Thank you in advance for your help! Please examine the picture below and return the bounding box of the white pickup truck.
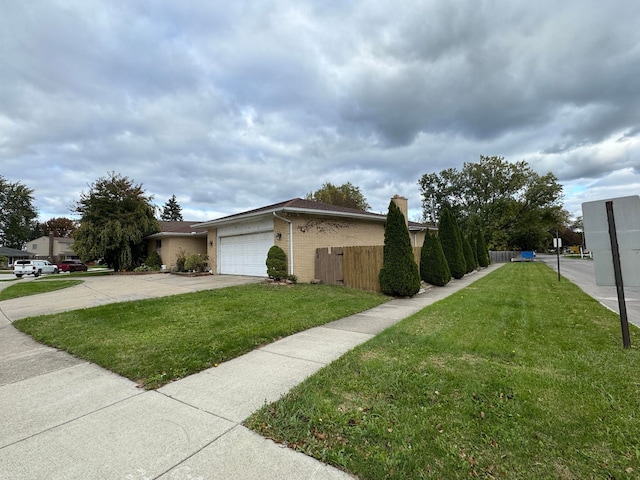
[13,260,59,278]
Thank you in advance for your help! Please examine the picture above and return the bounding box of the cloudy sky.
[2,0,639,223]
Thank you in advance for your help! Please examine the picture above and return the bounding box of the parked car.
[13,260,59,277]
[58,259,88,272]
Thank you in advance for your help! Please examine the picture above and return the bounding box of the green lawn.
[14,283,387,389]
[43,269,113,278]
[246,263,640,479]
[0,280,83,300]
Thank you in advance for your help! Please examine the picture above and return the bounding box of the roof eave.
[146,232,207,239]
[196,206,386,229]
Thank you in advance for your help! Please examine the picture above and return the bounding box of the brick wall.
[148,236,207,270]
[285,214,385,282]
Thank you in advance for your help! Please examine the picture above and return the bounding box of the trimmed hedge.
[266,245,288,279]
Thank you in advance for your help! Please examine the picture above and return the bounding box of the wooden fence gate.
[315,247,344,285]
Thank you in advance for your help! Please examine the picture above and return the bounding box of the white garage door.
[219,231,273,276]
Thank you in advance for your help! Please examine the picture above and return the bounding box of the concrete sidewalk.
[0,265,502,479]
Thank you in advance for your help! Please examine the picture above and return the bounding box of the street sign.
[582,195,639,349]
[582,195,640,287]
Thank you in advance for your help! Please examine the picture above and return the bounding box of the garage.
[218,230,273,276]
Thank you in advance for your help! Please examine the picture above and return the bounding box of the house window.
[156,240,162,249]
[32,244,38,250]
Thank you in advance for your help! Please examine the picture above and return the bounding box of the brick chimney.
[391,195,408,227]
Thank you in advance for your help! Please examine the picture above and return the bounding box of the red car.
[58,260,88,272]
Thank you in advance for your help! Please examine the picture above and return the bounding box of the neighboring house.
[196,195,432,282]
[145,221,208,270]
[0,246,34,266]
[28,236,76,260]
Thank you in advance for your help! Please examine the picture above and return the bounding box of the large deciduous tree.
[305,182,371,211]
[418,156,564,251]
[39,217,77,237]
[72,172,159,271]
[0,176,39,249]
[379,200,421,296]
[160,194,183,221]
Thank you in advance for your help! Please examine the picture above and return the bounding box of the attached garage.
[218,231,273,276]
[216,217,274,276]
[197,197,429,282]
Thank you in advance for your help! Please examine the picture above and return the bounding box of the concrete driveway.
[0,272,264,323]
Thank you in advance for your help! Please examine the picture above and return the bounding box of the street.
[536,253,640,330]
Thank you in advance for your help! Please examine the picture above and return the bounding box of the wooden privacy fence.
[315,246,422,292]
[489,251,521,263]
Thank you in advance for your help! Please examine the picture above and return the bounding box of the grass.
[246,263,640,479]
[48,269,113,278]
[13,283,387,389]
[0,280,83,300]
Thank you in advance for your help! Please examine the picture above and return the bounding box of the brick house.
[196,195,431,282]
[145,221,208,270]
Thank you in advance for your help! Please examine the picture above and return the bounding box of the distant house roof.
[196,198,431,231]
[146,221,208,239]
[0,246,34,258]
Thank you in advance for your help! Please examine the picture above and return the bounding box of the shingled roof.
[146,221,208,239]
[196,198,429,231]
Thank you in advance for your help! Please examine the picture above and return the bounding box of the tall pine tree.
[379,200,421,296]
[161,195,183,221]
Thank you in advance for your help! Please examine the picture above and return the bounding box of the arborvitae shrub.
[379,201,421,296]
[266,245,288,279]
[420,230,451,286]
[439,208,466,279]
[476,230,491,267]
[462,235,477,273]
[471,233,480,268]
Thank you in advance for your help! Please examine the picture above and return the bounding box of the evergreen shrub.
[439,208,466,279]
[378,200,421,296]
[420,230,451,286]
[476,230,491,267]
[266,245,288,279]
[462,235,477,273]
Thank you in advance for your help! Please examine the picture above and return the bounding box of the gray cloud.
[1,0,639,224]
